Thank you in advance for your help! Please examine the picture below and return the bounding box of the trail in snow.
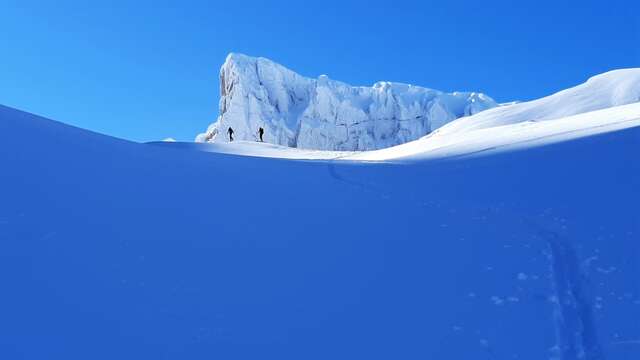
[533,225,605,360]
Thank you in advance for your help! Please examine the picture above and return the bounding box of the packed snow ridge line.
[195,53,498,151]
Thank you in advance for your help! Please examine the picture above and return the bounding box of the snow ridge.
[435,68,640,137]
[195,53,498,151]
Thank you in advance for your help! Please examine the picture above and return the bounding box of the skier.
[258,127,264,142]
[227,127,234,142]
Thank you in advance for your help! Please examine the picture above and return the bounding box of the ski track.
[533,225,605,360]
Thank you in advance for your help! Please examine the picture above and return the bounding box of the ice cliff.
[195,53,497,150]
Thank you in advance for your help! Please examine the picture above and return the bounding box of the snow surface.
[1,103,639,359]
[435,68,640,136]
[150,140,353,160]
[350,102,640,161]
[195,53,497,151]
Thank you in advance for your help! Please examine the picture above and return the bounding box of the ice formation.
[195,53,497,150]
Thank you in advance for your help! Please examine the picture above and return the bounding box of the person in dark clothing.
[227,127,234,142]
[258,127,264,142]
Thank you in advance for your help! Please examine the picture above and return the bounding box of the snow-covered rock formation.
[195,53,497,150]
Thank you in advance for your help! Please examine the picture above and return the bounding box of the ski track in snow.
[532,224,605,360]
[611,340,640,346]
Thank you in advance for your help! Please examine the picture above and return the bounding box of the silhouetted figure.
[227,127,234,142]
[258,127,264,142]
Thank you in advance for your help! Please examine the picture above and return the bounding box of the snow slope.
[435,68,640,136]
[350,69,640,161]
[351,102,640,161]
[195,53,497,151]
[1,104,639,359]
[149,140,353,160]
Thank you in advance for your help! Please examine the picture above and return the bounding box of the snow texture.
[350,102,640,161]
[435,68,640,136]
[348,68,640,161]
[195,53,498,150]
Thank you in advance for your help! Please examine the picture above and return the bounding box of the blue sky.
[1,0,638,142]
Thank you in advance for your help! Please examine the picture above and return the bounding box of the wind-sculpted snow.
[195,53,497,150]
[350,102,640,161]
[435,68,640,136]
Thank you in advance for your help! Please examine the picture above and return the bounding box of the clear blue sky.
[1,0,638,142]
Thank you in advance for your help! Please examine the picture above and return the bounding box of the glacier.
[195,53,498,150]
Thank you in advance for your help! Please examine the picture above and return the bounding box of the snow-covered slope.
[342,68,640,161]
[149,140,354,160]
[435,68,640,136]
[350,102,640,161]
[195,53,497,150]
[2,104,640,359]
